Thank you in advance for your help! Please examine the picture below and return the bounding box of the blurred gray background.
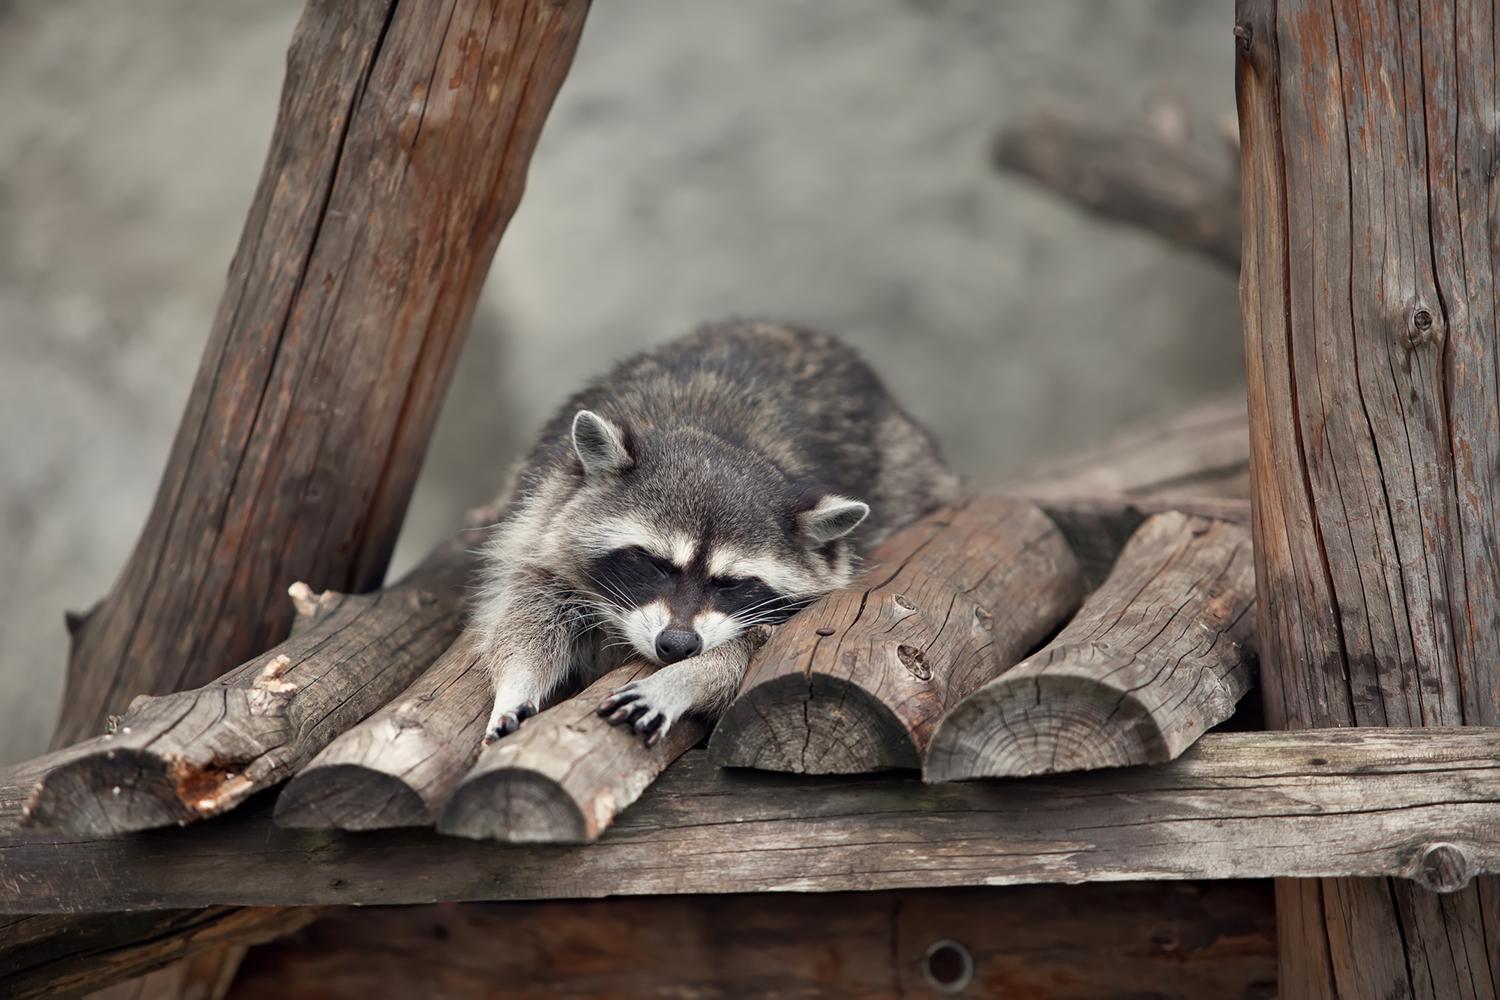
[0,0,1239,764]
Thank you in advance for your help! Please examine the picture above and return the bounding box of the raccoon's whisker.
[581,570,633,608]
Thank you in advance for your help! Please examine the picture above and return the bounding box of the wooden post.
[54,0,591,747]
[1237,1,1500,994]
[925,512,1256,781]
[708,494,1084,773]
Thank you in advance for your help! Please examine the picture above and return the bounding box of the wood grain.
[4,730,1500,912]
[1034,493,1250,586]
[15,536,472,837]
[926,512,1256,780]
[709,494,1084,773]
[56,0,591,747]
[1237,0,1500,994]
[995,107,1242,268]
[225,883,1276,1000]
[438,663,705,843]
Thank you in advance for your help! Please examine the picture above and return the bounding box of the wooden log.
[224,883,1277,1000]
[708,494,1085,773]
[994,108,1242,268]
[15,536,472,837]
[1237,1,1500,994]
[925,512,1256,781]
[0,908,316,1000]
[438,663,706,843]
[272,630,492,830]
[1034,493,1250,585]
[6,730,1500,911]
[88,942,248,1000]
[56,0,591,747]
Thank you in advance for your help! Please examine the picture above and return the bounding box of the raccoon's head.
[556,409,869,664]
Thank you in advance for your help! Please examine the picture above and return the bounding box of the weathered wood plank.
[438,663,705,843]
[709,494,1084,773]
[224,883,1277,1000]
[1237,0,1500,994]
[994,107,1242,268]
[926,512,1256,780]
[4,730,1499,912]
[56,0,592,747]
[14,537,472,837]
[272,630,491,830]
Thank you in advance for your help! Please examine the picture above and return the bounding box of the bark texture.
[1237,0,1500,995]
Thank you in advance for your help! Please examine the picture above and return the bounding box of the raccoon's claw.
[482,700,538,745]
[598,683,673,747]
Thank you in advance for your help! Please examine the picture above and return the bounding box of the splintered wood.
[709,494,1085,774]
[926,512,1256,781]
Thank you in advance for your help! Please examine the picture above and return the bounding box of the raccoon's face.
[559,410,869,664]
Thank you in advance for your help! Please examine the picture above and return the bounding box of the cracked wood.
[5,729,1498,912]
[925,512,1256,781]
[708,494,1085,774]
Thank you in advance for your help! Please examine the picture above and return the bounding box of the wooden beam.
[225,883,1277,999]
[709,495,1084,773]
[272,630,491,830]
[56,0,591,747]
[437,663,705,843]
[926,512,1255,780]
[4,730,1499,912]
[15,535,472,837]
[993,107,1242,268]
[1236,1,1500,994]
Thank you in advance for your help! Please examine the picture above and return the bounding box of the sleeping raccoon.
[473,320,961,746]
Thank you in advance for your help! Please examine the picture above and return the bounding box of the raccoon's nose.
[654,629,702,664]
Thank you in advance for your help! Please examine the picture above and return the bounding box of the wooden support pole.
[708,494,1084,773]
[224,884,1277,1000]
[1236,1,1500,994]
[272,631,492,830]
[994,108,1242,268]
[438,663,706,843]
[925,512,1256,780]
[55,0,591,747]
[6,731,1500,912]
[16,535,471,837]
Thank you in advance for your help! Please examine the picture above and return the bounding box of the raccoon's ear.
[798,494,870,545]
[572,410,633,477]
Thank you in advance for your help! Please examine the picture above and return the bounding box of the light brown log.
[437,663,705,843]
[224,883,1276,1000]
[56,0,591,748]
[708,494,1085,773]
[0,908,316,1000]
[994,107,1242,268]
[5,730,1500,912]
[15,536,471,837]
[272,630,492,830]
[1237,1,1500,994]
[926,512,1256,781]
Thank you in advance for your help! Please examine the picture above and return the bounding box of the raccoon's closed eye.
[625,546,674,579]
[712,576,752,593]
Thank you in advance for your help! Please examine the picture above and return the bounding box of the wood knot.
[1414,842,1471,893]
[892,594,917,613]
[1233,22,1252,53]
[815,626,836,637]
[973,607,993,631]
[897,644,932,681]
[1406,305,1438,348]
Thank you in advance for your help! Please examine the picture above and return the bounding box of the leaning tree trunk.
[1237,1,1500,996]
[55,0,590,748]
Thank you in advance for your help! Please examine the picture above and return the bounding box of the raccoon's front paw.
[483,699,538,745]
[597,678,683,748]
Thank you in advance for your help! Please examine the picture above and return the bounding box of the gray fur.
[473,320,962,745]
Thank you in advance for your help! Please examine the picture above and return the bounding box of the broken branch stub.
[925,512,1256,782]
[709,494,1085,774]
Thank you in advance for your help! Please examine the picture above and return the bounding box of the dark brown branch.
[437,663,706,843]
[3,730,1499,912]
[994,108,1242,268]
[15,535,473,837]
[56,0,591,747]
[708,494,1084,773]
[926,512,1256,780]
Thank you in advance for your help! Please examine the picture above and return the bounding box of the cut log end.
[274,764,432,831]
[709,674,920,774]
[436,768,589,843]
[924,671,1168,782]
[23,749,192,836]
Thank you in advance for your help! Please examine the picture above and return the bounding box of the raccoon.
[473,320,961,746]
